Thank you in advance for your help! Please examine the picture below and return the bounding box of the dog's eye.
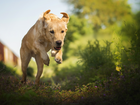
[50,30,54,34]
[61,30,64,33]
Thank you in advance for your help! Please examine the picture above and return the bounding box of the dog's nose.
[56,40,62,46]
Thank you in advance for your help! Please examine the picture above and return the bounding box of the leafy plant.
[79,40,114,69]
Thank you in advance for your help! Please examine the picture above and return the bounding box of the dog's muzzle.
[54,40,62,50]
[54,47,61,50]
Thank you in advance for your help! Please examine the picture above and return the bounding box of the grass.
[0,64,140,105]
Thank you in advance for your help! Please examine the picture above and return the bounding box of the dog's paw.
[55,58,62,64]
[43,59,50,66]
[51,50,57,57]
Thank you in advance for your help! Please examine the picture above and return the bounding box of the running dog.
[20,10,69,85]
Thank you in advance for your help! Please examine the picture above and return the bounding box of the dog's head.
[41,10,69,50]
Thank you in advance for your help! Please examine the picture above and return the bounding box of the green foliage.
[63,15,93,60]
[27,67,34,77]
[65,0,131,31]
[135,11,140,26]
[63,0,133,60]
[120,12,140,67]
[69,40,117,87]
[67,15,93,37]
[0,61,15,75]
[0,90,37,105]
[79,40,114,69]
[129,29,140,66]
[120,11,140,37]
[107,16,140,104]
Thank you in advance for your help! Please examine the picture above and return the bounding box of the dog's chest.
[43,42,51,52]
[37,38,51,52]
[38,39,47,47]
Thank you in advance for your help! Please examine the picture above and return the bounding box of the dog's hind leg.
[20,48,31,84]
[35,54,44,85]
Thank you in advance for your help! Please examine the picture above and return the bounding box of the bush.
[75,40,117,86]
[129,29,140,66]
[109,23,140,104]
[120,28,140,68]
[79,40,114,69]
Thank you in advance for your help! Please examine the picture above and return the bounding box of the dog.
[20,10,69,85]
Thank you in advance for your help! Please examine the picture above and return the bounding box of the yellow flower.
[116,66,121,71]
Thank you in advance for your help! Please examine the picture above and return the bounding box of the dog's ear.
[43,10,51,28]
[61,12,69,23]
[43,10,51,19]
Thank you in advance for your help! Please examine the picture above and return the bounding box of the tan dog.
[20,10,69,85]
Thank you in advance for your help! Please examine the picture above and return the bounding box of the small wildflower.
[81,97,83,99]
[103,93,106,96]
[95,86,97,88]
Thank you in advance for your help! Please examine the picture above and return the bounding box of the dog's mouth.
[54,47,61,50]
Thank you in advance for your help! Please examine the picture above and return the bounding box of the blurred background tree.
[63,0,132,60]
[63,15,94,60]
[65,0,131,32]
[121,11,140,37]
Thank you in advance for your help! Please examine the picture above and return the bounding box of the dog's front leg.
[35,43,50,66]
[54,49,63,64]
[40,50,50,66]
